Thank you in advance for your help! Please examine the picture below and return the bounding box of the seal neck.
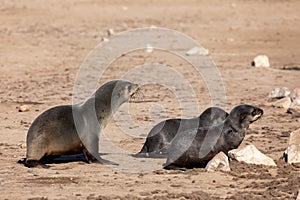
[224,116,242,130]
[223,117,246,149]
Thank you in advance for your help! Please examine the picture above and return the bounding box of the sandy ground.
[1,0,300,199]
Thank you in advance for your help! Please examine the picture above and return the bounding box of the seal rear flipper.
[96,157,119,166]
[163,164,187,171]
[131,153,149,158]
[83,148,118,166]
[147,153,167,158]
[132,152,167,158]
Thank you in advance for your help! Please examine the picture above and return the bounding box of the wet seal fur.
[134,107,228,158]
[19,80,139,168]
[163,104,263,170]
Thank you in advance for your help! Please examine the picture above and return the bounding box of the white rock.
[107,29,115,36]
[186,47,209,56]
[101,37,109,42]
[145,44,153,53]
[252,55,270,67]
[205,152,230,172]
[290,88,300,104]
[287,104,300,116]
[268,87,291,101]
[288,88,300,115]
[272,97,292,109]
[150,25,157,29]
[285,129,300,164]
[228,145,277,166]
[18,143,26,149]
[18,105,30,112]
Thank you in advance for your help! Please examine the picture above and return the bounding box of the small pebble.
[107,29,115,36]
[18,105,30,112]
[102,37,109,42]
[186,47,209,56]
[252,55,270,67]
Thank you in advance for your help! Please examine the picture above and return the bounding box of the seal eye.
[251,110,257,116]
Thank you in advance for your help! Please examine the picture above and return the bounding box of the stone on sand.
[186,47,209,56]
[272,97,292,109]
[268,87,291,101]
[19,143,26,149]
[228,145,277,166]
[252,55,270,67]
[290,88,300,103]
[102,37,109,42]
[107,28,115,36]
[205,152,230,172]
[145,44,153,53]
[284,129,300,164]
[287,104,300,116]
[287,88,300,115]
[18,105,30,112]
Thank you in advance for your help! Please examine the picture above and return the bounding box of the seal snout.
[251,107,263,122]
[129,84,141,98]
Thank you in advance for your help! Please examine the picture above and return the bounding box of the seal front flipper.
[82,146,118,166]
[18,158,50,168]
[27,160,50,169]
[163,163,187,171]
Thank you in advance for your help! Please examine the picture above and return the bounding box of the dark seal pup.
[134,107,228,158]
[164,104,263,170]
[21,80,139,168]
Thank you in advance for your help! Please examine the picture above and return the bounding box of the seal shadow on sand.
[18,153,108,166]
[41,153,110,164]
[19,152,166,172]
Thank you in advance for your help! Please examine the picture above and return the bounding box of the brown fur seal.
[164,104,263,170]
[21,80,139,168]
[134,107,228,158]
